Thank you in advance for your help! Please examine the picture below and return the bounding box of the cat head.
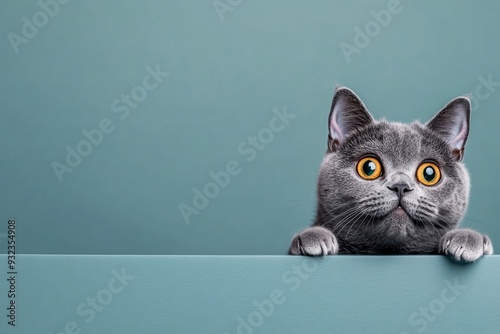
[318,87,471,248]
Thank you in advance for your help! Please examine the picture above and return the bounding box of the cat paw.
[288,226,339,256]
[439,228,493,262]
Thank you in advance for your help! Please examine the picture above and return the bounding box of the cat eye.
[356,157,383,180]
[416,162,441,186]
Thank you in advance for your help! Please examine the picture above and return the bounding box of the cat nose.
[387,183,413,200]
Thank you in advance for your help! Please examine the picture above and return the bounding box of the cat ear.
[328,86,374,151]
[426,96,471,161]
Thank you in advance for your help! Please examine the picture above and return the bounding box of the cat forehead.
[339,121,452,164]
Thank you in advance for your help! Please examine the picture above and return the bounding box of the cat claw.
[289,226,339,256]
[439,228,493,262]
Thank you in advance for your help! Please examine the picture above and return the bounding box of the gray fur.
[289,87,493,262]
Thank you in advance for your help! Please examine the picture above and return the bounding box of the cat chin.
[378,211,415,241]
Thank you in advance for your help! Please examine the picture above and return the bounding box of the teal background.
[1,255,500,334]
[0,0,499,255]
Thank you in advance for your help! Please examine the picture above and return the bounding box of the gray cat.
[289,87,493,262]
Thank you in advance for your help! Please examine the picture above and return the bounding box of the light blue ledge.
[0,255,499,334]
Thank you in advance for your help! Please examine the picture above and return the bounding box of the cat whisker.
[369,211,376,232]
[322,204,363,228]
[318,196,381,219]
[321,197,378,227]
[413,197,486,229]
[317,198,365,219]
[346,210,370,240]
[331,207,364,235]
[344,210,366,239]
[337,209,366,238]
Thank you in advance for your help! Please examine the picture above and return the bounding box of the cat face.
[317,88,470,249]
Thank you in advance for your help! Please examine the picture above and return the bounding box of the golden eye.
[356,157,383,180]
[416,162,441,186]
